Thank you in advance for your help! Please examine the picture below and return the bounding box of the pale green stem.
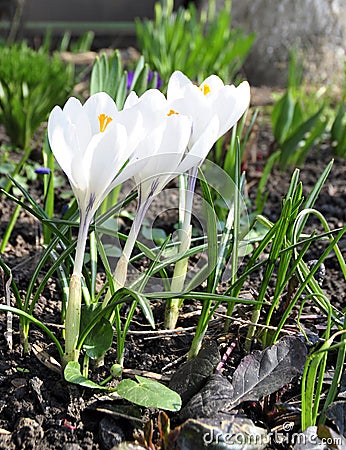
[164,225,192,329]
[164,168,197,329]
[104,194,152,306]
[63,211,91,366]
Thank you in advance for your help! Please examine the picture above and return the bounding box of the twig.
[161,354,187,372]
[214,311,298,334]
[1,267,13,350]
[122,368,170,382]
[216,339,237,372]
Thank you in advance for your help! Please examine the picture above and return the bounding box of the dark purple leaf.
[169,340,220,404]
[325,401,346,437]
[228,336,307,409]
[293,425,346,449]
[179,373,234,420]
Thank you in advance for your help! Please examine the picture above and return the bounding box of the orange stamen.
[200,83,211,96]
[167,109,179,116]
[98,113,113,132]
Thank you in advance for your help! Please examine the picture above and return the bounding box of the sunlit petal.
[176,116,219,174]
[212,81,250,138]
[83,92,119,134]
[200,74,225,93]
[87,123,128,208]
[167,71,191,100]
[48,92,137,223]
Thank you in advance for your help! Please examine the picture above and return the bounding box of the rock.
[99,416,125,450]
[62,444,83,450]
[199,0,346,87]
[175,417,268,450]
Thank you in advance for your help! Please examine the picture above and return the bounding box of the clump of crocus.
[164,71,251,330]
[107,88,193,294]
[107,72,250,318]
[48,92,143,364]
[48,71,250,365]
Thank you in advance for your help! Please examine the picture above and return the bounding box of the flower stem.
[165,168,197,329]
[63,273,82,365]
[187,299,212,359]
[164,225,191,329]
[104,196,152,306]
[101,194,152,365]
[63,213,90,366]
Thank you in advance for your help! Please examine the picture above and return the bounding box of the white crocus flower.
[48,92,142,276]
[164,71,251,330]
[47,92,142,363]
[110,91,192,292]
[167,70,251,172]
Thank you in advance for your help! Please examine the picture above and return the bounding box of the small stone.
[62,444,83,450]
[14,417,44,449]
[99,416,125,450]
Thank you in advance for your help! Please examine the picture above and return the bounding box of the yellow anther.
[167,109,179,116]
[200,83,211,96]
[98,113,113,132]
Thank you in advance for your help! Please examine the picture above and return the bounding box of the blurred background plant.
[90,49,160,109]
[136,0,254,88]
[0,40,75,253]
[0,41,74,184]
[330,100,346,157]
[271,50,327,170]
[329,63,346,157]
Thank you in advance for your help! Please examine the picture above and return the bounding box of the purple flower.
[148,71,163,90]
[35,167,51,175]
[127,70,162,91]
[127,71,135,91]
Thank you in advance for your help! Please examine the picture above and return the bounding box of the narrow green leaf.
[279,107,324,169]
[271,91,295,144]
[298,160,333,235]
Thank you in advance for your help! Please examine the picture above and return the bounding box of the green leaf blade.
[117,375,182,411]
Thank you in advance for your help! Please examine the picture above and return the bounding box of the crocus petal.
[169,88,213,145]
[62,96,84,120]
[167,71,191,100]
[60,97,92,149]
[87,123,128,208]
[123,91,139,109]
[83,92,119,135]
[107,156,148,192]
[175,115,220,174]
[48,92,137,222]
[131,89,169,128]
[116,107,144,154]
[134,114,192,198]
[212,81,250,138]
[200,74,225,93]
[47,106,76,181]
